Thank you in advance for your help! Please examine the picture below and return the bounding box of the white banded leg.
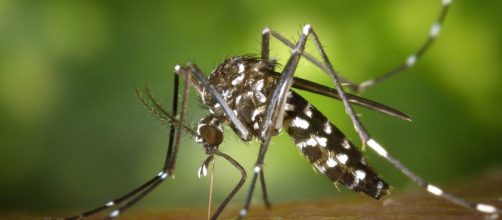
[356,0,453,92]
[61,66,192,220]
[239,24,316,219]
[266,22,501,217]
[267,0,453,93]
[366,138,500,216]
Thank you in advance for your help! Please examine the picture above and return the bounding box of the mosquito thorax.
[200,56,277,140]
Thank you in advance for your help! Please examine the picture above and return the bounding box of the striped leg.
[299,24,501,217]
[238,24,316,219]
[356,0,453,92]
[60,67,191,220]
[262,22,501,217]
[197,152,247,220]
[366,138,501,216]
[266,0,453,93]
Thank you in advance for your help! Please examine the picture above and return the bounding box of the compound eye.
[199,125,223,147]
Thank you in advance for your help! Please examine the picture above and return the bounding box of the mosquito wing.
[267,71,411,121]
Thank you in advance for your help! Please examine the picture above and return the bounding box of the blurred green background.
[1,0,501,214]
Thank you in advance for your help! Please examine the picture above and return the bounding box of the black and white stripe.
[283,91,388,199]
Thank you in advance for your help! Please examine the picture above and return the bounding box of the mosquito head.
[196,115,224,155]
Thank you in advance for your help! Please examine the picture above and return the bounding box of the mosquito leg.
[268,0,453,93]
[306,25,501,216]
[366,139,501,216]
[177,62,261,218]
[356,0,453,92]
[105,69,193,219]
[209,151,247,220]
[61,68,192,220]
[259,169,272,209]
[239,24,316,219]
[164,66,191,172]
[62,175,161,220]
[258,27,275,211]
[165,74,179,167]
[261,28,270,61]
[267,28,354,86]
[308,27,370,145]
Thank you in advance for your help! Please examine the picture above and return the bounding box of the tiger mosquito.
[59,0,501,219]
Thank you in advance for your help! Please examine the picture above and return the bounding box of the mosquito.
[58,0,501,219]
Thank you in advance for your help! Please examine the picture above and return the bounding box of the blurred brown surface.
[5,169,502,220]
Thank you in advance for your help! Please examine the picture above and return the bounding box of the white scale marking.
[109,210,120,218]
[442,0,452,6]
[314,164,326,173]
[336,154,348,164]
[377,181,384,190]
[106,201,114,207]
[285,103,295,111]
[251,109,261,122]
[201,89,207,103]
[323,121,332,134]
[430,23,441,38]
[197,122,205,133]
[360,158,367,165]
[231,73,245,85]
[375,181,385,197]
[427,184,443,196]
[342,139,351,149]
[195,136,203,143]
[254,166,261,173]
[255,79,264,91]
[235,95,242,104]
[303,104,313,118]
[216,123,223,132]
[355,170,366,180]
[406,54,417,67]
[256,92,267,103]
[239,209,248,217]
[367,139,388,157]
[303,24,312,35]
[160,172,168,179]
[238,63,245,73]
[291,117,309,129]
[315,136,328,147]
[326,158,338,167]
[253,122,260,129]
[298,137,317,149]
[198,165,208,178]
[222,89,231,99]
[158,171,165,177]
[476,203,497,213]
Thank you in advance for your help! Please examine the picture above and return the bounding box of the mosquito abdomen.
[283,90,389,199]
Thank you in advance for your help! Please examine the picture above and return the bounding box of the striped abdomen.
[283,91,389,199]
